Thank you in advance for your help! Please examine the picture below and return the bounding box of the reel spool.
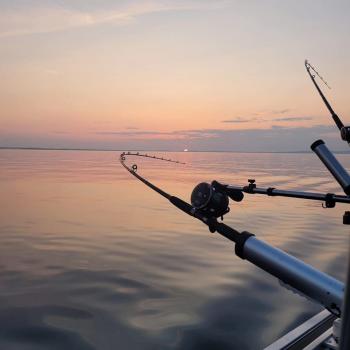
[191,181,245,219]
[191,182,230,218]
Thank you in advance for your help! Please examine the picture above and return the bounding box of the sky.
[1,0,350,152]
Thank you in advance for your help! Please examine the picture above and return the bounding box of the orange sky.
[1,1,349,151]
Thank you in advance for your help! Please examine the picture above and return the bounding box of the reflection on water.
[0,149,349,349]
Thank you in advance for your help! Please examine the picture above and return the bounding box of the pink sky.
[1,1,349,151]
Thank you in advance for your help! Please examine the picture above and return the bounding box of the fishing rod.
[120,61,350,347]
[120,152,185,199]
[305,60,350,145]
[120,151,344,318]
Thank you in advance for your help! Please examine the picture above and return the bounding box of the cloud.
[98,124,341,151]
[91,124,341,150]
[272,116,314,122]
[0,1,228,38]
[271,108,291,115]
[94,128,227,139]
[221,117,256,123]
[95,130,172,136]
[222,114,313,124]
[250,109,291,117]
[3,124,345,152]
[171,125,340,152]
[221,114,314,124]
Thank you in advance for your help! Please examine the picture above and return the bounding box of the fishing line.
[305,60,331,89]
[120,152,185,200]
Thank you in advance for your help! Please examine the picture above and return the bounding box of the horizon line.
[1,146,349,154]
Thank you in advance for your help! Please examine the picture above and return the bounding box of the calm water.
[0,150,349,350]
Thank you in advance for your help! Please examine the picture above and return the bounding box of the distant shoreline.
[1,146,349,154]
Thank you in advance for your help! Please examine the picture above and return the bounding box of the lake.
[0,149,349,349]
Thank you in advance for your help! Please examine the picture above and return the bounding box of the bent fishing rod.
[120,61,350,316]
[120,152,344,318]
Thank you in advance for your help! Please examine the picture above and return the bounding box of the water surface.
[0,150,349,349]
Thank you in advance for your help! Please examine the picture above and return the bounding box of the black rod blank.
[305,60,344,131]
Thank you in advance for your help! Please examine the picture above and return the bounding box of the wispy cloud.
[82,124,342,152]
[95,130,172,136]
[222,115,313,124]
[272,116,314,122]
[3,124,343,152]
[93,123,329,142]
[93,129,215,139]
[0,1,228,38]
[251,108,291,117]
[221,117,257,123]
[271,108,291,115]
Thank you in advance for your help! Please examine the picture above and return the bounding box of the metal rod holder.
[225,183,350,205]
[241,236,344,317]
[311,139,350,196]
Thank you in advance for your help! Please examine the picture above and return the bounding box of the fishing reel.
[191,181,244,219]
[341,126,350,143]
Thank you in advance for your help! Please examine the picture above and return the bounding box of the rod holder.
[311,139,350,196]
[242,236,344,316]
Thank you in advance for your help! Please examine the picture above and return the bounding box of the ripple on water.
[0,306,94,350]
[1,150,349,349]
